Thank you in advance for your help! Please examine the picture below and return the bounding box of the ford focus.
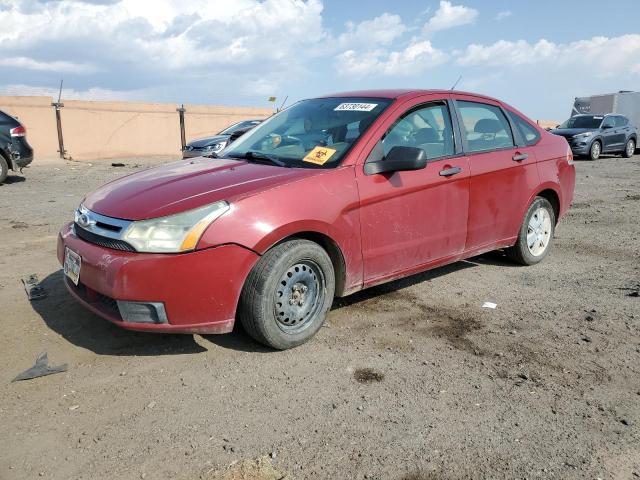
[58,90,575,349]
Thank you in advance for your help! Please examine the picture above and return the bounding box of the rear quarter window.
[509,112,541,146]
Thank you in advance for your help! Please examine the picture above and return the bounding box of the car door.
[356,97,470,284]
[600,116,617,151]
[453,96,540,252]
[612,116,629,149]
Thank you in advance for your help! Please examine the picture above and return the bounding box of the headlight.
[122,201,230,253]
[203,142,227,153]
[573,132,592,139]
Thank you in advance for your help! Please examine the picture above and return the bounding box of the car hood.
[550,128,595,137]
[84,157,325,220]
[187,134,230,148]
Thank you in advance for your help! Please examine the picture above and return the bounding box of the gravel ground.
[0,154,638,480]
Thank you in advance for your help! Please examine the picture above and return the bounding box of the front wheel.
[589,140,601,161]
[506,197,556,266]
[238,239,335,349]
[623,138,635,158]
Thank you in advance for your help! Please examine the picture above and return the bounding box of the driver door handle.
[439,166,462,177]
[512,153,528,162]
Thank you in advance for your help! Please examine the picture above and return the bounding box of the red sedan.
[58,90,575,349]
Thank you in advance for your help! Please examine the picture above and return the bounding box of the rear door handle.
[512,153,528,162]
[439,166,462,177]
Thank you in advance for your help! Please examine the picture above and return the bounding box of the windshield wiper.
[227,151,288,167]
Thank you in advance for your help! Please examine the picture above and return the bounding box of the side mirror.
[601,124,612,129]
[364,146,427,175]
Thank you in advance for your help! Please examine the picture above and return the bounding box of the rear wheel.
[589,140,601,161]
[0,155,8,184]
[238,239,335,350]
[506,197,556,266]
[623,138,635,158]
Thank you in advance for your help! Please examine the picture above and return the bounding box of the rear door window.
[456,101,515,153]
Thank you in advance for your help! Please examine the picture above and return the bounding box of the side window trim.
[506,110,541,147]
[452,99,519,155]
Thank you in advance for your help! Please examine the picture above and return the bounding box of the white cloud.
[456,35,640,77]
[0,56,98,74]
[336,40,447,77]
[338,13,406,48]
[496,10,512,21]
[0,0,327,89]
[424,1,478,34]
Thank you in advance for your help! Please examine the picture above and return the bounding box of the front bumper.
[57,222,259,334]
[566,138,592,156]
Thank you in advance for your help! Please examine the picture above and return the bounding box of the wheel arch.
[267,230,348,297]
[536,188,560,223]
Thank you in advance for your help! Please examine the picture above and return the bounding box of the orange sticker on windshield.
[303,146,337,165]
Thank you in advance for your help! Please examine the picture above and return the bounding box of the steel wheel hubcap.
[526,207,552,257]
[627,140,635,156]
[592,143,600,157]
[274,261,325,333]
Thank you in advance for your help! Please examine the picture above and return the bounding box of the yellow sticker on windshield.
[303,146,337,165]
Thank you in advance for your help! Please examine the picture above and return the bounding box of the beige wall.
[0,96,273,161]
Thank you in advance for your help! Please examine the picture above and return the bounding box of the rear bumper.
[7,137,33,169]
[182,150,204,159]
[57,222,259,334]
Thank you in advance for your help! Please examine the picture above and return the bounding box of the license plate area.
[64,247,82,286]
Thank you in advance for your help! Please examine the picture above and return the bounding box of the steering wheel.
[281,135,304,148]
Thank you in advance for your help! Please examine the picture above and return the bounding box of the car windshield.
[219,120,261,135]
[559,116,603,129]
[221,97,393,168]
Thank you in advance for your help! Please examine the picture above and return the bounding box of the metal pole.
[177,104,186,150]
[51,101,66,159]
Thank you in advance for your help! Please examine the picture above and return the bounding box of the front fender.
[196,166,364,293]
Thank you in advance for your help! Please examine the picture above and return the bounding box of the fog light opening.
[116,301,168,324]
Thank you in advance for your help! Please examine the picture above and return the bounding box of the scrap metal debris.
[12,352,68,382]
[21,274,47,300]
[482,301,497,309]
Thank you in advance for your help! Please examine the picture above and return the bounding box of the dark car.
[0,110,33,184]
[551,114,637,160]
[182,119,262,158]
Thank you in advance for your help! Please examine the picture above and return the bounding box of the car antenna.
[278,95,288,112]
[450,75,462,91]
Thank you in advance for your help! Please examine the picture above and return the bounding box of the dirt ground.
[0,154,638,480]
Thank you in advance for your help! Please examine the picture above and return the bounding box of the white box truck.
[572,91,640,129]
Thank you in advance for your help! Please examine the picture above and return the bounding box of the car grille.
[75,224,136,252]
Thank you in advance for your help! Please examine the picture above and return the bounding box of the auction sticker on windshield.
[64,247,82,286]
[334,103,378,112]
[303,146,337,165]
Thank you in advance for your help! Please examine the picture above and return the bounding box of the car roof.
[318,89,502,103]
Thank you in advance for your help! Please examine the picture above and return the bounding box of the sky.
[1,0,639,120]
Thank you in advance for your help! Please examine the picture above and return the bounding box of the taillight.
[566,146,574,165]
[10,125,26,137]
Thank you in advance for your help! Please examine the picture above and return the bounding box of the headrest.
[413,127,438,143]
[474,118,503,134]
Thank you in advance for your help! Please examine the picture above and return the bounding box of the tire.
[623,138,635,158]
[0,154,8,184]
[589,140,601,161]
[506,197,556,266]
[238,239,335,350]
